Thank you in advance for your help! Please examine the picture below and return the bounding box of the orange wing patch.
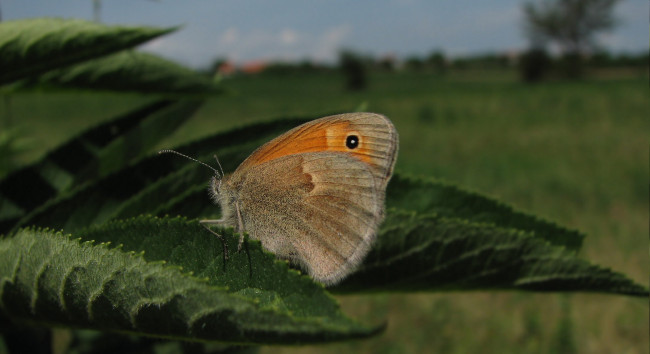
[237,114,396,183]
[241,120,354,167]
[324,127,374,165]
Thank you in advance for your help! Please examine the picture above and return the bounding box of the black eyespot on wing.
[346,135,359,149]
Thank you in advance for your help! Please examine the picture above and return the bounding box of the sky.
[3,0,648,68]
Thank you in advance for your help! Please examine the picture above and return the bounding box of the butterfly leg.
[199,219,229,260]
[235,201,245,252]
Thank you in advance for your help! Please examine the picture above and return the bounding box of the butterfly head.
[210,172,223,196]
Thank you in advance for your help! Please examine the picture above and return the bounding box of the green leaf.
[332,211,648,297]
[144,171,643,297]
[386,174,584,251]
[7,51,223,95]
[0,100,203,234]
[0,218,380,343]
[0,18,176,85]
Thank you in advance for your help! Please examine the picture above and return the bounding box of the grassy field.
[2,69,648,353]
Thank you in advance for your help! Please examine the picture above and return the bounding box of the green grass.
[1,69,648,353]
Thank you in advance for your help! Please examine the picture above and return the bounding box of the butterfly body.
[208,112,398,285]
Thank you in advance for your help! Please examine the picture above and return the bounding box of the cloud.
[597,32,643,52]
[279,29,301,45]
[220,28,239,45]
[212,24,351,63]
[313,24,352,61]
[436,6,523,56]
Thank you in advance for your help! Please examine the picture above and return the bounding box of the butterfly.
[163,112,398,285]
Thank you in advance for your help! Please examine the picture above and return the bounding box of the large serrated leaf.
[0,100,203,234]
[0,218,380,344]
[0,18,176,85]
[7,51,223,95]
[332,211,647,297]
[386,174,584,251]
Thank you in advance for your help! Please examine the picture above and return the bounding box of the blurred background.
[1,1,648,353]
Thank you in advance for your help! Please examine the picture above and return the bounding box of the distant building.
[217,61,236,76]
[217,60,268,76]
[240,60,267,74]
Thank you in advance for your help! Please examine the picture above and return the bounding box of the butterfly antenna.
[158,149,221,178]
[213,154,224,190]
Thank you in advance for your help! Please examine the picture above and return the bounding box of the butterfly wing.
[230,152,383,285]
[237,112,398,190]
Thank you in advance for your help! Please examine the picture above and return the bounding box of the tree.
[404,56,424,71]
[426,50,447,74]
[519,47,552,82]
[523,0,620,77]
[339,50,367,91]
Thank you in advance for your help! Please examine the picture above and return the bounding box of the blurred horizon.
[3,0,647,68]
